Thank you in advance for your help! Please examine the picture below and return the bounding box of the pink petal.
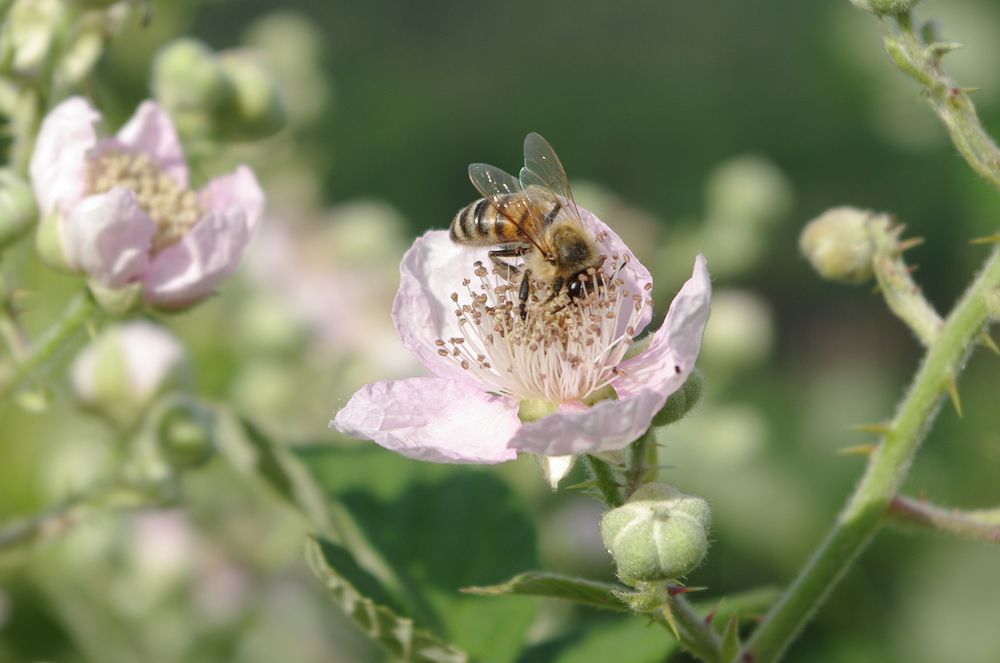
[29,96,100,215]
[115,100,188,188]
[200,165,265,234]
[508,389,666,456]
[142,210,250,308]
[612,255,712,400]
[331,378,520,464]
[392,230,494,386]
[62,188,155,287]
[577,205,654,337]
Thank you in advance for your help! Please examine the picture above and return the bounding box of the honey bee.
[450,132,603,320]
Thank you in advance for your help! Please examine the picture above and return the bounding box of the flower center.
[437,249,650,403]
[88,151,202,252]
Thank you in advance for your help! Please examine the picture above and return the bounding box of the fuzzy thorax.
[88,151,203,251]
[436,254,650,403]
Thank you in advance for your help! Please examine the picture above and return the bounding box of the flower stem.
[584,454,622,507]
[623,429,655,499]
[886,495,1000,545]
[742,246,1000,663]
[0,290,97,400]
[670,593,724,663]
[871,219,942,345]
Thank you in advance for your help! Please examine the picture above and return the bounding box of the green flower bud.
[651,370,703,428]
[799,206,881,284]
[849,0,919,16]
[216,50,286,140]
[155,396,215,470]
[152,38,231,113]
[0,168,37,248]
[600,483,711,585]
[706,156,793,229]
[5,0,64,75]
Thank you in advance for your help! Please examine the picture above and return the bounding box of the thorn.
[851,422,892,434]
[980,331,1000,355]
[667,584,706,596]
[907,264,920,274]
[960,87,980,95]
[897,237,924,253]
[705,599,723,626]
[946,376,963,418]
[661,604,680,640]
[970,234,1000,245]
[927,41,965,58]
[838,444,877,457]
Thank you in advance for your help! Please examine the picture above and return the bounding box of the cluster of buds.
[152,38,286,142]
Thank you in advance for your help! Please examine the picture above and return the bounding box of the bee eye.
[568,279,584,299]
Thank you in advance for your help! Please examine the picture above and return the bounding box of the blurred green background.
[2,0,1000,661]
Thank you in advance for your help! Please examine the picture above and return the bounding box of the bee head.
[552,226,594,267]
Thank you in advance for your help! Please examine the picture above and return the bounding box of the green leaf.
[463,572,629,613]
[306,536,469,663]
[301,446,539,663]
[518,616,678,663]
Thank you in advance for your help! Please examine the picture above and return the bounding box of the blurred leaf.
[463,572,629,612]
[305,536,469,663]
[302,446,538,663]
[518,616,677,663]
[720,614,742,662]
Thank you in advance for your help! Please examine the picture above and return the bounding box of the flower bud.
[152,38,231,113]
[5,0,64,75]
[600,483,711,584]
[651,370,703,428]
[0,168,37,248]
[154,396,215,470]
[706,156,792,229]
[701,290,774,370]
[35,211,75,273]
[849,0,919,15]
[71,321,186,427]
[799,206,881,284]
[216,50,286,140]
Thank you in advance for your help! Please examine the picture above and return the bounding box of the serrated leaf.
[306,536,469,663]
[463,572,630,612]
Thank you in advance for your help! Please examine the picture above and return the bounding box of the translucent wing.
[519,132,583,226]
[467,162,548,252]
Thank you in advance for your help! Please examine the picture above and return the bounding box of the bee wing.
[468,162,548,251]
[519,132,584,227]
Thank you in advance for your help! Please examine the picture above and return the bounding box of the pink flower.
[30,96,265,309]
[331,207,711,469]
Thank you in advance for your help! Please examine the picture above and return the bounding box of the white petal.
[331,377,521,464]
[29,96,100,215]
[62,188,155,287]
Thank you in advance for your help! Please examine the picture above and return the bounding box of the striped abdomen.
[450,193,560,247]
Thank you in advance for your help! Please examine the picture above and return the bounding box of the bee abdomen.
[450,198,497,246]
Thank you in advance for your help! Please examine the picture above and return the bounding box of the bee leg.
[544,277,565,304]
[488,247,528,282]
[519,269,532,321]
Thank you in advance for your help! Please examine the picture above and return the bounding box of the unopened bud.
[0,168,37,248]
[155,397,215,470]
[5,0,64,75]
[651,370,703,428]
[71,321,186,428]
[216,50,286,140]
[799,206,880,284]
[706,156,792,228]
[152,38,231,113]
[849,0,919,15]
[600,483,711,585]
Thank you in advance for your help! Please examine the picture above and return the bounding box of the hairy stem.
[887,495,1000,545]
[871,219,942,345]
[670,593,724,663]
[743,247,1000,662]
[584,454,623,507]
[0,291,97,400]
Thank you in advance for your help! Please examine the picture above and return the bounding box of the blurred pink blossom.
[332,208,711,465]
[30,96,264,308]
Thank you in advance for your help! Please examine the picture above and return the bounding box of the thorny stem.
[0,291,97,400]
[886,495,1000,545]
[623,428,655,499]
[742,9,1000,660]
[670,593,725,663]
[743,248,1000,663]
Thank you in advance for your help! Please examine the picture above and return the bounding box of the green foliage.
[463,572,629,613]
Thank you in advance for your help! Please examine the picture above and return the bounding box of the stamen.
[87,151,203,252]
[434,255,649,403]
